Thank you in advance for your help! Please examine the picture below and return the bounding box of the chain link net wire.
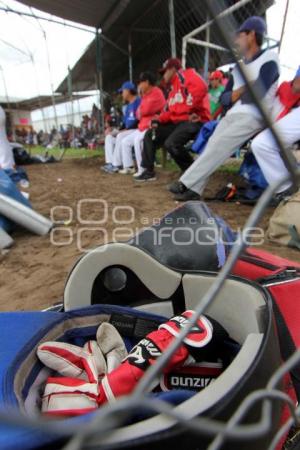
[2,1,300,449]
[98,0,274,92]
[61,1,300,448]
[126,0,274,82]
[180,0,274,74]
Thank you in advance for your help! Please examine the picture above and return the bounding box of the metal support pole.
[204,14,210,80]
[279,0,290,54]
[67,66,74,138]
[169,0,176,57]
[0,65,10,109]
[187,38,227,52]
[128,33,133,82]
[95,28,105,133]
[182,39,187,69]
[183,0,252,42]
[42,31,58,130]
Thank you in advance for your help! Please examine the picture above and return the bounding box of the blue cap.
[238,16,267,36]
[118,81,136,93]
[295,66,300,78]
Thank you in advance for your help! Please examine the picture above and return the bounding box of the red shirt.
[137,87,166,131]
[159,69,211,124]
[276,81,300,121]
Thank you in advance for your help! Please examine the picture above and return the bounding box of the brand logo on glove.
[127,338,161,369]
[170,315,204,333]
[170,375,213,389]
[159,311,213,348]
[160,362,223,392]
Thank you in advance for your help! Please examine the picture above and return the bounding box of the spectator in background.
[120,71,166,176]
[209,70,225,118]
[169,16,280,201]
[102,81,140,173]
[135,58,211,182]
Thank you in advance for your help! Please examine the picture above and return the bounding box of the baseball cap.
[118,81,136,93]
[158,57,182,74]
[209,70,224,81]
[237,16,267,36]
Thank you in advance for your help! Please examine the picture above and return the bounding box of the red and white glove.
[37,341,103,383]
[38,323,127,380]
[40,312,227,416]
[42,377,99,416]
[39,323,127,416]
[96,322,128,373]
[97,311,225,405]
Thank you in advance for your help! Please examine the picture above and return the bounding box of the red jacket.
[159,69,211,124]
[276,81,300,121]
[137,87,166,131]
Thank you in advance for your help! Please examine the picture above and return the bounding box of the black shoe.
[168,180,187,194]
[269,187,294,207]
[174,189,201,202]
[134,170,156,182]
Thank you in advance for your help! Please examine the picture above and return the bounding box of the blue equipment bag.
[191,120,219,154]
[0,304,168,450]
[0,169,31,232]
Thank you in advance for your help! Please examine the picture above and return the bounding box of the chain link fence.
[111,0,275,87]
[3,1,300,449]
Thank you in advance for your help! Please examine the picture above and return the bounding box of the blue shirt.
[124,97,141,129]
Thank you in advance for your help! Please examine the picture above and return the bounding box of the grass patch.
[24,146,241,174]
[25,146,104,159]
[219,160,241,174]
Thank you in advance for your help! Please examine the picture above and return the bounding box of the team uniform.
[120,86,166,172]
[141,68,210,174]
[251,79,300,194]
[180,49,280,196]
[104,97,140,167]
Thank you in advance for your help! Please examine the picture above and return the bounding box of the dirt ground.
[1,156,299,312]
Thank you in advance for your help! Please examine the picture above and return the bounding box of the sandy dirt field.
[1,156,299,312]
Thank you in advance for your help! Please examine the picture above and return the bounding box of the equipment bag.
[233,248,300,394]
[0,169,31,232]
[266,190,300,250]
[232,247,300,445]
[130,201,236,272]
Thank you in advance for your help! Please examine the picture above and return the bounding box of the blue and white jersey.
[227,49,280,119]
[124,97,141,129]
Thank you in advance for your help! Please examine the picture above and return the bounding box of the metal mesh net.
[121,0,274,83]
[2,1,300,450]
